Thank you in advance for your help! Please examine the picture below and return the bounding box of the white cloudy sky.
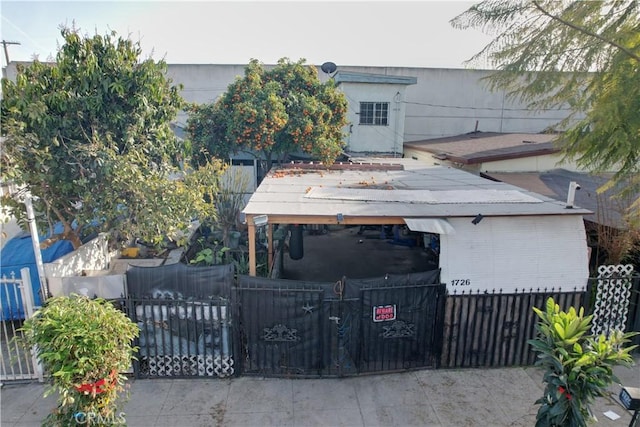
[1,1,494,69]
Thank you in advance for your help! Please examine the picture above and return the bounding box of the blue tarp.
[1,227,74,320]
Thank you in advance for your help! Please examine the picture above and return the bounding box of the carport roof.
[242,158,591,221]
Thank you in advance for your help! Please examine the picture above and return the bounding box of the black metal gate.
[234,275,446,377]
[358,283,446,373]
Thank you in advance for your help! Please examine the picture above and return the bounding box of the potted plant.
[528,297,637,427]
[20,295,139,426]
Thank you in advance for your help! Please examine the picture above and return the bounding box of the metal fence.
[121,274,638,377]
[3,260,637,383]
[440,274,640,369]
[0,268,43,382]
[440,287,590,369]
[233,276,446,378]
[121,297,234,378]
[627,275,640,347]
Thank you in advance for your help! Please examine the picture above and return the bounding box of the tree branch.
[532,0,640,62]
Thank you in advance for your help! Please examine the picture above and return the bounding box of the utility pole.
[1,40,21,65]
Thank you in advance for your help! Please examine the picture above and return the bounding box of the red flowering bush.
[529,298,637,426]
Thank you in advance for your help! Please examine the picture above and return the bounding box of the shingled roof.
[404,132,560,164]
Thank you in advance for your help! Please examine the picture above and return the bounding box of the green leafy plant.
[19,295,139,426]
[528,297,637,427]
[190,245,230,266]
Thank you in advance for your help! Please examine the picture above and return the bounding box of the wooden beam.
[267,223,273,275]
[248,221,256,276]
[260,214,407,226]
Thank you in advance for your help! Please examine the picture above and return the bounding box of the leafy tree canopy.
[1,27,222,249]
[451,0,640,219]
[187,58,348,170]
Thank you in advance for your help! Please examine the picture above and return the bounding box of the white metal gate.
[1,268,43,382]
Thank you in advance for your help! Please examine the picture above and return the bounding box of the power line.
[404,100,573,112]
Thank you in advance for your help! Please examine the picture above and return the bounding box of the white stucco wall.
[336,66,575,140]
[403,147,446,166]
[481,154,582,173]
[5,62,578,156]
[45,233,111,296]
[339,83,409,154]
[138,63,577,143]
[439,215,589,293]
[165,63,250,127]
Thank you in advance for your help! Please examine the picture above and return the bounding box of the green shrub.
[20,295,139,426]
[529,297,637,427]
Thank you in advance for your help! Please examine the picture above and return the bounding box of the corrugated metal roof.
[243,159,591,219]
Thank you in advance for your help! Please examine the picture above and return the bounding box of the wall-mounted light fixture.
[253,215,269,227]
[471,214,484,225]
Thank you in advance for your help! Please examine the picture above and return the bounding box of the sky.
[0,1,494,69]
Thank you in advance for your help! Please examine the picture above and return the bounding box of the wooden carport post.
[247,214,272,276]
[267,223,273,273]
[247,216,256,276]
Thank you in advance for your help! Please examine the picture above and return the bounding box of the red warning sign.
[373,304,396,322]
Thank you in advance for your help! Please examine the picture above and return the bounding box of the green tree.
[187,58,348,171]
[1,28,222,249]
[451,0,640,218]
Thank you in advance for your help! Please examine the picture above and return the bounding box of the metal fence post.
[17,267,44,381]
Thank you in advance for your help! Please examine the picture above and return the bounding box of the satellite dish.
[321,61,337,75]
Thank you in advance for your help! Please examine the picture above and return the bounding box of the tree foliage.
[451,0,640,218]
[1,28,222,249]
[528,298,637,426]
[187,58,348,171]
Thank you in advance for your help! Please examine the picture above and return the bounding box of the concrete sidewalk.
[2,363,638,427]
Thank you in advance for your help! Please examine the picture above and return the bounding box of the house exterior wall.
[339,82,409,154]
[164,63,250,127]
[401,148,583,174]
[403,147,444,165]
[439,215,589,293]
[481,154,581,173]
[4,62,576,150]
[335,66,575,140]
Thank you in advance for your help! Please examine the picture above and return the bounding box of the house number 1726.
[450,279,471,286]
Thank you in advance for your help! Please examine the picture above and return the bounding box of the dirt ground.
[281,225,437,282]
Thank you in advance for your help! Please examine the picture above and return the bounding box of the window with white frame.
[359,102,389,126]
